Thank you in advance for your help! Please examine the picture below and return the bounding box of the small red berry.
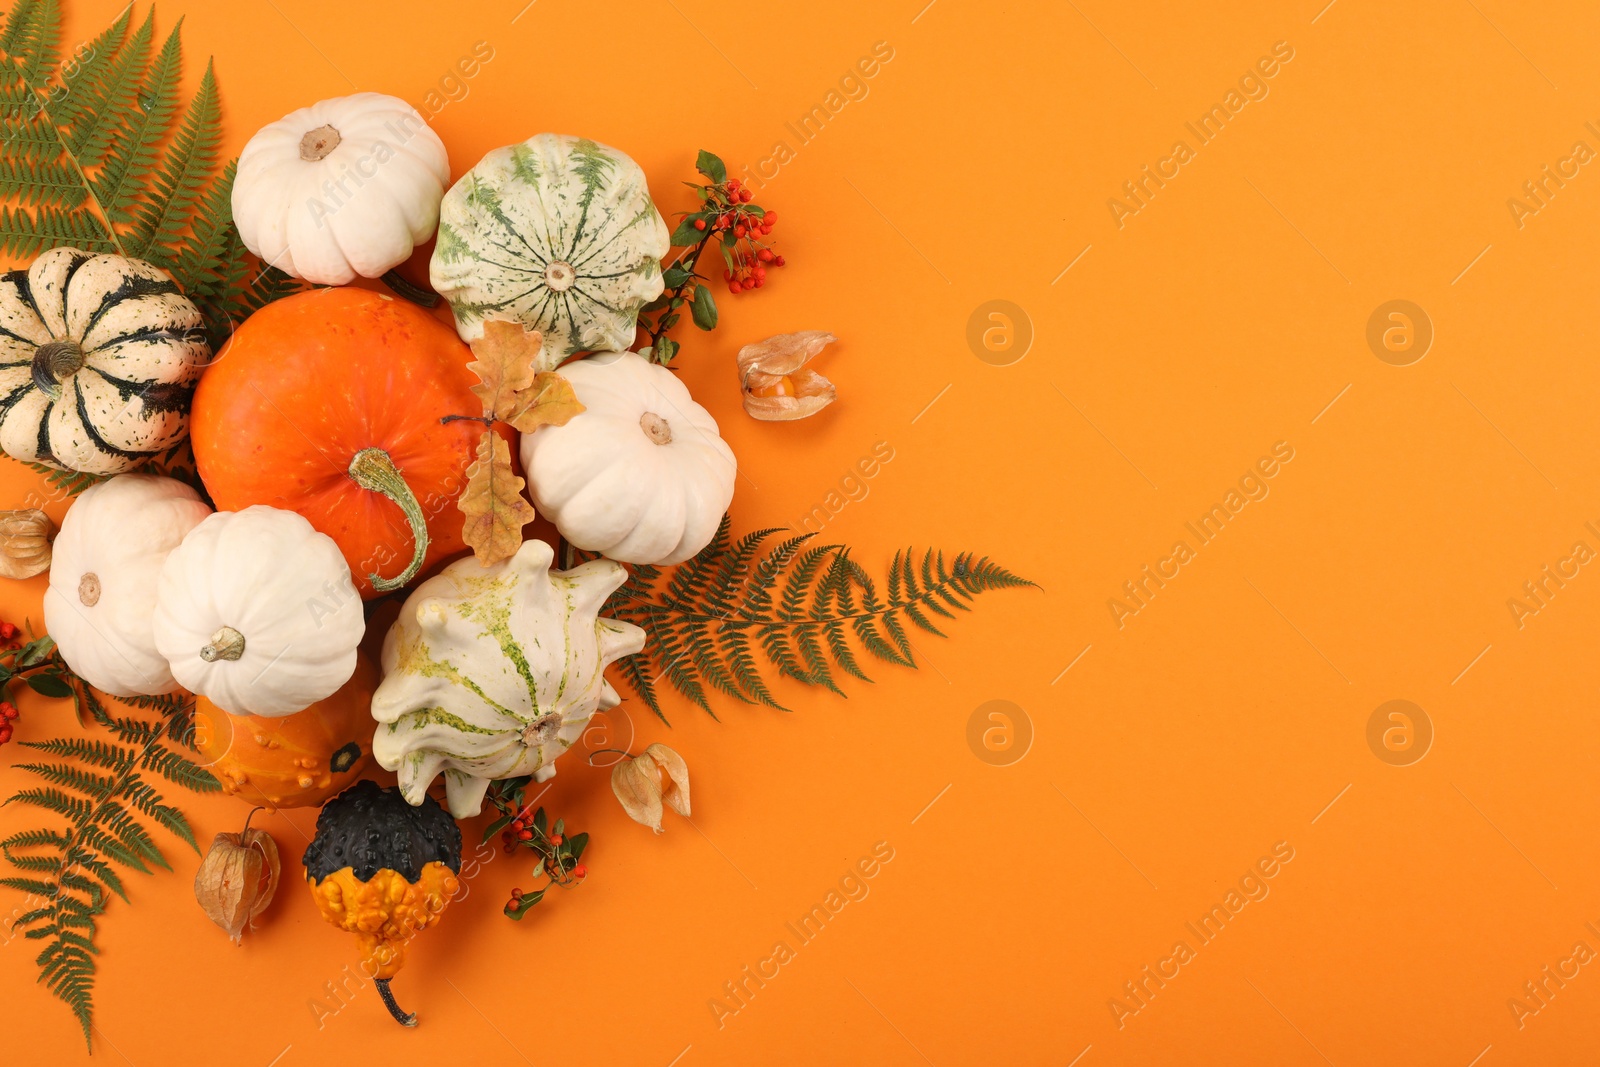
[518,828,533,840]
[693,218,707,231]
[510,887,523,899]
[729,281,742,293]
[734,225,747,238]
[760,223,772,235]
[727,177,740,189]
[774,255,786,267]
[549,834,563,846]
[738,188,752,202]
[763,210,777,224]
[757,249,773,262]
[573,864,587,878]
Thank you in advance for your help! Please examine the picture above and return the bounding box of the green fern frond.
[0,1,301,366]
[605,515,1034,718]
[2,666,215,1049]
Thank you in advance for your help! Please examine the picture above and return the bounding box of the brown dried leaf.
[737,331,838,421]
[194,825,280,943]
[467,320,545,420]
[504,371,584,434]
[458,431,536,566]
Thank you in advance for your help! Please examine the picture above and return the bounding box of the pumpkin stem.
[375,978,417,1027]
[348,448,430,593]
[380,269,440,308]
[200,626,246,662]
[31,339,84,399]
[639,412,673,445]
[299,124,342,161]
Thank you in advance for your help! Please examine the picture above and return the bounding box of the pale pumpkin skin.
[520,351,736,565]
[233,92,450,285]
[153,506,365,717]
[429,133,670,360]
[371,539,645,819]
[0,248,209,473]
[44,474,211,696]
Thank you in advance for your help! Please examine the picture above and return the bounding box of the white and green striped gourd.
[0,248,210,474]
[370,538,646,818]
[429,133,670,362]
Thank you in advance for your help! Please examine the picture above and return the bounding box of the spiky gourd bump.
[371,539,646,818]
[429,133,670,360]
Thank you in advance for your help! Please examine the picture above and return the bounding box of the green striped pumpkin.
[370,537,646,818]
[0,247,210,474]
[429,134,670,362]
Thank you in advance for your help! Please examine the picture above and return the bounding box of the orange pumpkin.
[189,287,509,599]
[195,654,379,809]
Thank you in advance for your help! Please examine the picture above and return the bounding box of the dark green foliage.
[1,684,218,1050]
[0,1,302,351]
[602,516,1035,719]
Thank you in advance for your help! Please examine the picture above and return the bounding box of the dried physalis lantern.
[0,509,52,579]
[737,331,837,421]
[193,808,280,944]
[610,743,691,833]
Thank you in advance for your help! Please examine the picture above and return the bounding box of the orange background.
[5,0,1600,1064]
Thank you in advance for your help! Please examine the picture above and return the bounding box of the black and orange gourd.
[303,781,462,1026]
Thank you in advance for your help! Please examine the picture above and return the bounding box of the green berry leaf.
[691,285,718,330]
[18,635,54,667]
[663,265,692,288]
[695,149,727,184]
[26,673,72,698]
[670,219,703,246]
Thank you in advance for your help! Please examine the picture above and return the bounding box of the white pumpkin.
[371,539,645,818]
[0,248,210,473]
[520,351,736,564]
[44,475,211,696]
[430,133,670,360]
[152,506,364,717]
[233,92,450,285]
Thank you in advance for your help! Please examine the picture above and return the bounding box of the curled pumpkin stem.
[380,269,440,308]
[347,448,430,592]
[374,978,417,1027]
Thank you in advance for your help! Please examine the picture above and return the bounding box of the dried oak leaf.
[737,330,838,421]
[468,320,546,417]
[459,432,536,566]
[505,371,583,434]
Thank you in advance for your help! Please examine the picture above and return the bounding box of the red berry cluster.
[721,178,784,294]
[499,806,536,853]
[0,700,18,745]
[0,620,21,649]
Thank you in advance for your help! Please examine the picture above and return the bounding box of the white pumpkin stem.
[348,447,430,592]
[200,625,246,662]
[299,125,342,161]
[639,412,672,445]
[77,571,100,606]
